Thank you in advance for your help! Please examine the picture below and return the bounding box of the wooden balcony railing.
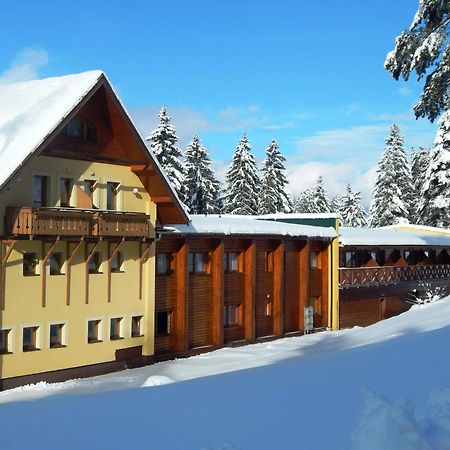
[339,264,450,288]
[5,207,150,238]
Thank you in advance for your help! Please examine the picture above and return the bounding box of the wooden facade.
[154,233,332,360]
[339,245,450,328]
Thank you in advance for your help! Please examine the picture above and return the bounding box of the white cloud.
[398,87,412,96]
[0,48,48,85]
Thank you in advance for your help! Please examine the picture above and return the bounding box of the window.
[131,315,143,337]
[224,252,240,273]
[224,304,241,326]
[310,251,319,268]
[32,175,48,208]
[0,329,11,354]
[82,179,97,208]
[156,253,172,275]
[49,324,65,348]
[63,119,96,142]
[23,326,39,352]
[188,252,209,274]
[156,311,172,336]
[49,252,64,275]
[87,320,101,343]
[265,297,273,316]
[111,252,124,273]
[265,251,274,273]
[88,252,102,274]
[106,182,120,210]
[110,318,123,340]
[23,252,39,276]
[59,178,73,207]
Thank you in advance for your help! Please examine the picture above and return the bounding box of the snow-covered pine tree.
[418,111,450,227]
[340,184,368,227]
[330,194,344,214]
[184,135,221,214]
[293,189,315,213]
[369,124,413,227]
[312,176,330,213]
[146,106,185,201]
[225,134,260,215]
[410,146,431,223]
[258,140,293,214]
[385,0,450,122]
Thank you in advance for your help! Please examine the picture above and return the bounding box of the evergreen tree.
[410,146,431,223]
[312,176,330,213]
[146,106,185,200]
[293,189,315,213]
[340,184,368,227]
[330,194,344,214]
[385,0,450,121]
[369,124,413,227]
[184,135,221,214]
[258,140,293,214]
[418,111,450,227]
[225,134,260,215]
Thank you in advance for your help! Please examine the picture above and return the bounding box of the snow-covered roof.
[382,224,450,236]
[258,212,341,220]
[0,71,104,189]
[340,227,450,247]
[165,215,337,239]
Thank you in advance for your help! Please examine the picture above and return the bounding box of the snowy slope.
[1,299,450,449]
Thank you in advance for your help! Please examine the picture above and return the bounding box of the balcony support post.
[139,241,151,300]
[85,238,103,304]
[0,240,16,310]
[107,237,125,303]
[66,238,84,306]
[41,237,60,307]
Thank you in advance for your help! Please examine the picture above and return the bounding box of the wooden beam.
[244,240,256,341]
[0,240,16,310]
[130,164,148,173]
[212,240,224,346]
[150,196,172,204]
[66,238,84,306]
[41,237,60,307]
[273,241,284,336]
[85,239,102,305]
[138,242,152,300]
[299,239,310,331]
[107,238,125,303]
[321,242,330,328]
[176,241,189,352]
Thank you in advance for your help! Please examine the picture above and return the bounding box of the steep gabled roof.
[0,71,188,224]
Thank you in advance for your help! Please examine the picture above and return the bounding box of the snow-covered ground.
[2,299,450,449]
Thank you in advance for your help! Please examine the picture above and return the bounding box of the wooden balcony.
[339,264,450,288]
[5,206,150,239]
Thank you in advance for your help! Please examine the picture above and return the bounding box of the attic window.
[62,119,97,142]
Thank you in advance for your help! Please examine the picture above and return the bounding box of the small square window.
[50,252,64,275]
[23,253,39,276]
[0,329,11,354]
[131,315,143,337]
[224,304,241,326]
[156,253,172,275]
[49,324,65,348]
[23,326,39,352]
[87,320,101,343]
[111,252,124,273]
[188,253,209,274]
[224,252,240,273]
[110,318,123,340]
[156,311,172,336]
[88,252,102,274]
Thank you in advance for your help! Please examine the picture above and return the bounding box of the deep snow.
[1,299,450,449]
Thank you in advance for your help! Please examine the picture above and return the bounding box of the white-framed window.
[110,317,123,340]
[131,315,144,337]
[49,322,67,348]
[22,325,41,352]
[87,319,103,343]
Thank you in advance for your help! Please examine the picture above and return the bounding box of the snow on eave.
[0,70,105,191]
[340,227,450,247]
[258,212,341,220]
[164,215,337,239]
[382,224,450,236]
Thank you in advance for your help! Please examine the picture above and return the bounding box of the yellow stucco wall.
[0,155,156,380]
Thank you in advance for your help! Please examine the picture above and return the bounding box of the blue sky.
[0,0,438,204]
